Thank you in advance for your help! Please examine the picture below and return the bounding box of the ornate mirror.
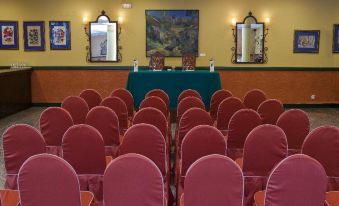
[89,11,118,62]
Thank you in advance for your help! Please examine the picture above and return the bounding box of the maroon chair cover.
[146,89,170,110]
[257,99,284,125]
[302,126,339,190]
[216,97,245,133]
[243,89,267,111]
[79,89,103,110]
[111,88,134,119]
[61,96,89,124]
[183,154,243,206]
[85,106,120,157]
[18,154,82,206]
[2,124,46,189]
[242,124,288,206]
[140,96,168,118]
[100,97,128,135]
[62,124,106,204]
[178,89,202,104]
[277,109,310,154]
[103,154,165,206]
[39,107,73,156]
[264,154,327,206]
[210,89,233,122]
[227,109,262,160]
[176,96,205,124]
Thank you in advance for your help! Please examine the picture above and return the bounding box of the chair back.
[149,51,165,71]
[79,89,102,110]
[177,96,205,123]
[210,89,233,121]
[101,97,128,134]
[140,96,168,118]
[178,89,201,104]
[216,97,245,131]
[258,99,284,124]
[111,88,134,118]
[18,154,82,206]
[62,125,106,175]
[61,96,89,124]
[243,89,267,110]
[264,154,327,206]
[184,155,243,206]
[103,154,164,206]
[182,53,196,71]
[146,89,170,109]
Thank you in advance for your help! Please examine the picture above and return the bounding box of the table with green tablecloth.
[126,70,221,108]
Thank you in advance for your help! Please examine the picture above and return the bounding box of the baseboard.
[284,104,339,108]
[31,103,61,107]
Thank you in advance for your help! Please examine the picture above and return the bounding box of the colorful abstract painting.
[293,30,320,53]
[49,21,71,50]
[0,21,18,50]
[146,10,199,57]
[333,24,339,53]
[24,21,45,51]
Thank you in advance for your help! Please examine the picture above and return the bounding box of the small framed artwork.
[293,30,320,53]
[0,21,19,50]
[23,21,45,51]
[333,24,339,53]
[49,21,71,50]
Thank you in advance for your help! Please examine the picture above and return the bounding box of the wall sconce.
[231,18,237,41]
[83,16,89,37]
[118,16,123,35]
[264,17,270,39]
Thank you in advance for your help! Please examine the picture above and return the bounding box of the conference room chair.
[302,126,339,191]
[227,109,262,160]
[257,99,285,124]
[140,96,169,119]
[39,107,74,156]
[149,51,165,71]
[254,154,327,206]
[2,124,46,189]
[146,89,170,110]
[180,154,244,206]
[176,96,205,124]
[177,89,202,104]
[243,89,267,111]
[61,96,89,124]
[216,97,245,135]
[103,154,165,206]
[209,89,233,122]
[277,109,310,154]
[239,124,287,206]
[62,124,106,204]
[79,89,103,110]
[111,88,135,120]
[101,96,129,135]
[17,154,93,206]
[85,106,121,157]
[182,53,196,71]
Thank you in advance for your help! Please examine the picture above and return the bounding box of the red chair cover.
[146,89,170,109]
[210,89,233,122]
[227,109,261,160]
[243,89,267,111]
[100,97,128,135]
[302,126,339,190]
[61,96,89,124]
[39,107,73,156]
[140,96,168,118]
[242,124,288,206]
[276,109,310,154]
[18,154,82,206]
[216,97,245,132]
[184,154,243,206]
[264,154,327,206]
[103,154,165,206]
[3,124,46,189]
[257,99,284,125]
[85,106,120,157]
[79,89,102,110]
[62,124,106,203]
[111,88,134,119]
[177,96,205,124]
[178,89,202,104]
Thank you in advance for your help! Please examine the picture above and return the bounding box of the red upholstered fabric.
[210,89,233,122]
[177,96,205,124]
[3,124,46,189]
[257,99,284,125]
[111,88,134,118]
[103,154,164,206]
[79,89,102,110]
[61,96,89,125]
[184,154,243,206]
[264,154,327,206]
[243,89,267,111]
[216,97,245,131]
[100,97,128,135]
[178,89,202,104]
[146,89,170,109]
[140,96,168,118]
[85,106,120,157]
[18,154,82,206]
[277,109,310,153]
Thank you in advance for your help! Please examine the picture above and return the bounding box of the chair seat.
[254,190,265,206]
[326,191,339,206]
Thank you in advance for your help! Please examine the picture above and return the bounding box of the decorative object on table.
[293,30,320,53]
[209,59,215,72]
[333,24,339,53]
[146,10,199,57]
[49,21,71,50]
[0,21,19,50]
[23,21,45,51]
[133,59,139,72]
[182,53,196,71]
[149,51,165,71]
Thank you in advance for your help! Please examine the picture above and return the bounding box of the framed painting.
[146,10,199,57]
[23,21,45,51]
[293,30,320,53]
[0,21,19,50]
[49,21,71,50]
[333,24,339,53]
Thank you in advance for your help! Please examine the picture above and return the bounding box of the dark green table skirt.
[126,70,221,108]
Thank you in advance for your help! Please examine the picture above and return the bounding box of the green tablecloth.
[126,70,221,108]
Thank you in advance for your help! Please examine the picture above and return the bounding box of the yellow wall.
[1,0,339,67]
